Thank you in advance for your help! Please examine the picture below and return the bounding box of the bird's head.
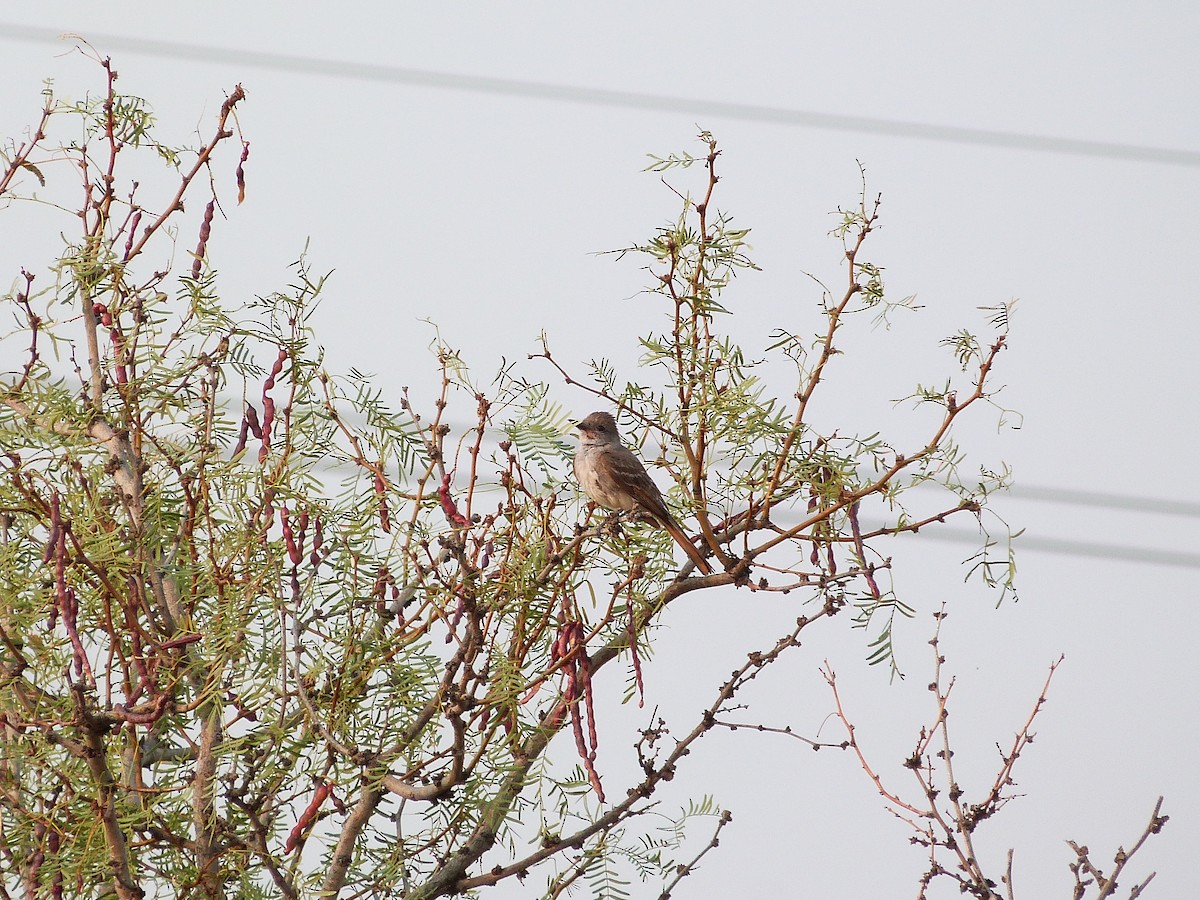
[575,411,619,439]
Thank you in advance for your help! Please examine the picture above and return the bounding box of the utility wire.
[304,454,1199,569]
[292,411,1200,520]
[905,526,1200,570]
[3,23,1199,168]
[1006,484,1200,519]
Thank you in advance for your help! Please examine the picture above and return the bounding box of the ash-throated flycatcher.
[574,411,713,574]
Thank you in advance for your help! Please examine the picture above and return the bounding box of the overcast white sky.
[2,5,1197,898]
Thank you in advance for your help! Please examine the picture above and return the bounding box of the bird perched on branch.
[573,411,713,575]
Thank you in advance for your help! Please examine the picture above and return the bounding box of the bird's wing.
[603,445,676,525]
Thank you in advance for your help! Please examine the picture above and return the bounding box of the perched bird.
[573,411,713,574]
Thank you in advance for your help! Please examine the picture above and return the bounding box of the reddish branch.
[820,611,1158,899]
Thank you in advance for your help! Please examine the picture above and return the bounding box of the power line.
[306,449,1199,569]
[3,23,1199,168]
[1006,484,1200,518]
[914,527,1200,570]
[238,405,1200,524]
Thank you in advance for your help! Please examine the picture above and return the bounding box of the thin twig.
[658,810,733,900]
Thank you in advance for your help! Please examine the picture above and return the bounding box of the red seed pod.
[284,781,334,854]
[260,397,275,462]
[54,530,67,606]
[437,473,470,528]
[309,517,323,570]
[570,691,585,753]
[563,665,577,706]
[551,625,569,662]
[584,760,605,802]
[41,524,58,564]
[580,657,598,755]
[199,204,213,242]
[123,210,142,260]
[281,508,301,565]
[191,200,214,280]
[378,495,391,533]
[244,403,262,440]
[863,567,882,600]
[236,140,250,205]
[43,494,61,563]
[233,418,249,456]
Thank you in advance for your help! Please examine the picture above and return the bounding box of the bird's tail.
[660,518,714,575]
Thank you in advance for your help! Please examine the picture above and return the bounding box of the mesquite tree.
[0,57,1161,899]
